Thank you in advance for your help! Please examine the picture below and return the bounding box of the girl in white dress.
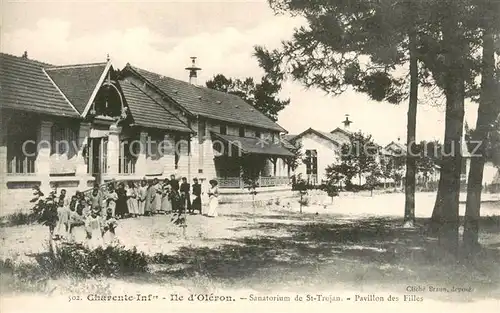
[69,200,88,245]
[54,198,70,240]
[207,179,219,218]
[85,208,104,250]
[102,208,118,246]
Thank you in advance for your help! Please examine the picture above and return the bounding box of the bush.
[298,197,309,207]
[54,244,149,278]
[274,198,281,206]
[0,211,38,227]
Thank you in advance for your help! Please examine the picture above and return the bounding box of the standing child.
[85,208,104,250]
[102,208,118,246]
[54,198,70,240]
[106,184,118,217]
[69,199,88,245]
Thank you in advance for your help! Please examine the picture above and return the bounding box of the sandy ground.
[1,192,499,312]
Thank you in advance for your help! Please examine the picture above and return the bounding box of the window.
[305,150,318,175]
[147,133,164,161]
[239,127,245,137]
[255,131,261,139]
[93,85,123,118]
[51,124,78,157]
[119,140,137,174]
[7,119,37,174]
[220,124,227,135]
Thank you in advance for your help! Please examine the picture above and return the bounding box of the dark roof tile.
[0,53,80,117]
[119,79,193,133]
[127,65,286,132]
[45,63,107,114]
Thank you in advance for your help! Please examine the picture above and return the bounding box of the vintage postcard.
[1,0,499,312]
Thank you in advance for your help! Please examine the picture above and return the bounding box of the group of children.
[32,186,118,249]
[32,175,220,250]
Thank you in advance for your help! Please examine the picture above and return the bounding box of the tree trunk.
[430,9,466,255]
[404,31,418,228]
[463,29,497,254]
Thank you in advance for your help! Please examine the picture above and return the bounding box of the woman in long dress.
[161,180,172,213]
[153,178,162,214]
[144,180,155,216]
[191,178,202,214]
[207,179,219,217]
[137,179,147,215]
[86,208,104,250]
[126,181,139,217]
[115,182,128,218]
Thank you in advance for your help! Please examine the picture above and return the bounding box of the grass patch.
[0,210,38,227]
[0,244,150,294]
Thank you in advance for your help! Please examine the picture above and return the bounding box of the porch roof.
[212,133,294,157]
[120,79,194,133]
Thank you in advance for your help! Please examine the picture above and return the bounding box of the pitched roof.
[283,134,297,142]
[329,127,353,144]
[45,63,108,114]
[0,53,80,117]
[281,136,297,150]
[119,79,193,133]
[125,65,287,132]
[294,128,347,147]
[212,132,293,157]
[384,141,407,155]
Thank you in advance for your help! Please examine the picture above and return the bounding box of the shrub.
[0,211,38,227]
[274,198,281,206]
[298,197,309,207]
[54,244,149,278]
[266,199,274,206]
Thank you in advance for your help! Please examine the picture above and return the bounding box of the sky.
[1,0,479,145]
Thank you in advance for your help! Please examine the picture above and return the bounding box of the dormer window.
[220,124,227,135]
[92,83,123,118]
[239,127,245,137]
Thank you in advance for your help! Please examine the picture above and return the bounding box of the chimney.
[22,51,28,59]
[342,114,352,130]
[185,57,201,85]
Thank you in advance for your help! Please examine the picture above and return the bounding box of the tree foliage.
[325,131,380,187]
[206,74,290,122]
[287,140,303,172]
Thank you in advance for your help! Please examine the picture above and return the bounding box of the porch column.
[163,133,176,176]
[135,131,148,176]
[76,123,92,189]
[107,124,121,176]
[0,116,7,178]
[272,157,277,176]
[76,123,91,175]
[37,120,53,191]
